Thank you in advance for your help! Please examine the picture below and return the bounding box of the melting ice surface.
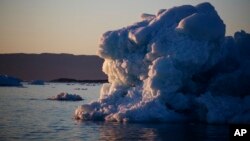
[75,2,250,123]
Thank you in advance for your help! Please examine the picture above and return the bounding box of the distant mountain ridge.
[0,53,107,81]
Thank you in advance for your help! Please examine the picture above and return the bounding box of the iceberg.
[48,93,83,101]
[0,75,22,87]
[75,2,250,123]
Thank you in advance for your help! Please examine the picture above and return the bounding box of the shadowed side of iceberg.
[75,2,250,124]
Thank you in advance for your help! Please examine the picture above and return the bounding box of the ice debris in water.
[75,2,250,123]
[29,80,45,85]
[48,92,83,101]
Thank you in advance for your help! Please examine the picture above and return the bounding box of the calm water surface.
[0,83,229,141]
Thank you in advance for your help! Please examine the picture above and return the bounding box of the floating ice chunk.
[0,75,22,87]
[48,93,83,101]
[29,80,45,85]
[75,2,250,123]
[74,88,87,90]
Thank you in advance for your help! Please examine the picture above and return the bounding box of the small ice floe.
[86,83,96,86]
[74,88,88,90]
[29,80,45,85]
[47,92,83,101]
[67,83,74,85]
[0,75,22,87]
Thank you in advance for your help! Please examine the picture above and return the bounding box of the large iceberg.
[75,2,250,123]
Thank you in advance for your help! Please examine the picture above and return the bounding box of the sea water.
[0,83,229,141]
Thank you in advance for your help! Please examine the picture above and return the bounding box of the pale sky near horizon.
[0,0,249,55]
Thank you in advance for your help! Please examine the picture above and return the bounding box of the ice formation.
[48,93,83,101]
[0,75,22,87]
[75,2,250,123]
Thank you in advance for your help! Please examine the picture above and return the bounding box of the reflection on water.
[0,83,229,141]
[76,121,229,141]
[99,122,157,141]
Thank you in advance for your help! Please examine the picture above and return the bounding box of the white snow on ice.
[75,2,250,123]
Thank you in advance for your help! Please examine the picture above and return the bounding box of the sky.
[0,0,249,55]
